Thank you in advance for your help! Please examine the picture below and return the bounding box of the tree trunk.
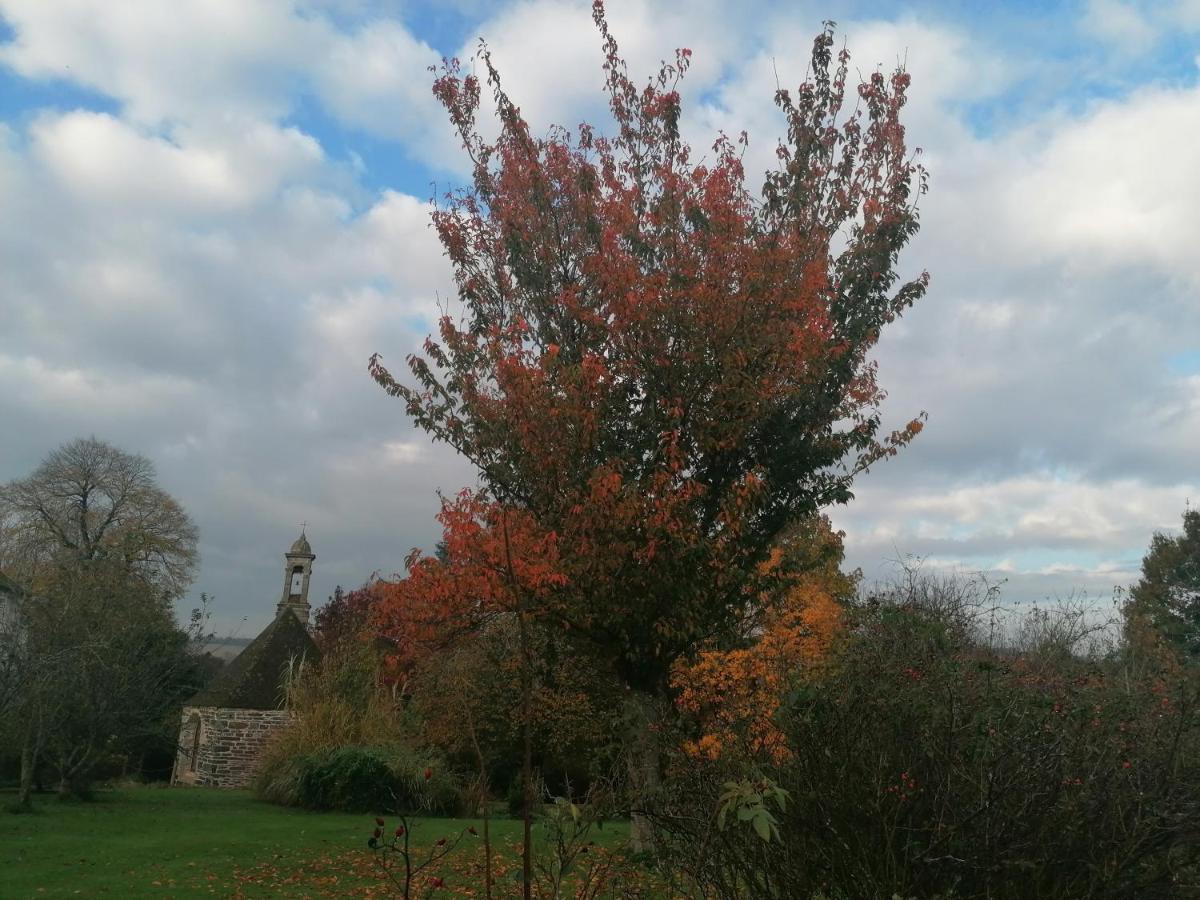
[501,511,534,900]
[519,616,534,900]
[15,737,36,812]
[626,691,663,853]
[54,743,94,801]
[464,699,494,900]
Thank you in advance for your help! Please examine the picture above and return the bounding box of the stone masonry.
[173,706,292,788]
[172,532,320,789]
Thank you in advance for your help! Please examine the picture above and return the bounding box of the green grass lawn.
[0,786,639,898]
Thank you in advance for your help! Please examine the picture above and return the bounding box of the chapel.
[171,530,320,788]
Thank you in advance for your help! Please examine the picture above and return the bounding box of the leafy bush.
[407,619,627,810]
[257,745,463,814]
[252,644,464,814]
[653,573,1200,899]
[294,747,394,812]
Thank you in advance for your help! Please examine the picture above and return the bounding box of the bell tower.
[277,528,315,624]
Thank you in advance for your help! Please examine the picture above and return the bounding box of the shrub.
[652,572,1200,899]
[257,745,464,814]
[386,747,464,816]
[254,640,422,811]
[506,773,526,819]
[254,750,307,808]
[406,618,627,810]
[295,747,395,812]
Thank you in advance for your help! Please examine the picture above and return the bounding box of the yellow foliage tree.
[673,517,851,762]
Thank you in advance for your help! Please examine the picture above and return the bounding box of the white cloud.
[1082,0,1160,55]
[868,474,1177,545]
[999,85,1200,284]
[1180,0,1200,28]
[452,0,746,148]
[0,353,202,421]
[352,191,450,304]
[381,440,424,464]
[28,111,325,216]
[0,0,326,126]
[0,29,464,629]
[311,20,444,149]
[834,472,1196,599]
[0,0,449,169]
[688,15,1011,187]
[1,0,1198,631]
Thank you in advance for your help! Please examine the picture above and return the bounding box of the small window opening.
[188,714,202,772]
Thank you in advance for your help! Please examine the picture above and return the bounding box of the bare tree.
[0,436,197,601]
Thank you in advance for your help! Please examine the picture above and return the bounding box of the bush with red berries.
[366,803,476,900]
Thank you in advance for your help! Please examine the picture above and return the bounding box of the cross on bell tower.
[278,526,315,624]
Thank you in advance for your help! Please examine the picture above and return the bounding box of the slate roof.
[188,609,320,710]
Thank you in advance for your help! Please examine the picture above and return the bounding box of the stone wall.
[172,706,292,789]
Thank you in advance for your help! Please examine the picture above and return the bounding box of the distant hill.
[204,636,253,662]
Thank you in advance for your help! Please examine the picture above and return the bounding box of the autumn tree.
[371,3,927,839]
[673,516,851,762]
[314,585,378,652]
[410,607,626,795]
[1124,507,1200,659]
[371,493,568,889]
[371,494,566,679]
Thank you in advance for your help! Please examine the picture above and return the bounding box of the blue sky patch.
[1167,350,1200,376]
[287,94,444,202]
[0,68,120,126]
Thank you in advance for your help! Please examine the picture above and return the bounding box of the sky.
[0,0,1197,636]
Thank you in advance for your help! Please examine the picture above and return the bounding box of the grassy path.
[0,787,638,898]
